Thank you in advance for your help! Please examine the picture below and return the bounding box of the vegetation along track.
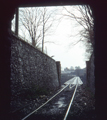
[10,77,84,120]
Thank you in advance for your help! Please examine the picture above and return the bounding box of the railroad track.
[20,77,83,120]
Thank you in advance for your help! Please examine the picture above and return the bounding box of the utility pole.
[42,12,45,52]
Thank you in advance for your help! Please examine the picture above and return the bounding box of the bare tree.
[19,7,57,52]
[62,5,94,59]
[19,8,42,48]
[40,7,55,52]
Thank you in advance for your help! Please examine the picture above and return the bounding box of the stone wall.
[10,33,59,100]
[86,53,95,95]
[56,61,61,87]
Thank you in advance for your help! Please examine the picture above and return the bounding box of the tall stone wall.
[86,53,95,95]
[56,61,61,87]
[10,33,59,100]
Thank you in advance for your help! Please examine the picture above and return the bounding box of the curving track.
[21,77,83,120]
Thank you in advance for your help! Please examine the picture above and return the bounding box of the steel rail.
[63,79,78,120]
[22,84,76,120]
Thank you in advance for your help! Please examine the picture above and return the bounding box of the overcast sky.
[12,6,87,70]
[43,6,86,70]
[44,17,86,70]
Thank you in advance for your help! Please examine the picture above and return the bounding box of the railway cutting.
[21,77,83,120]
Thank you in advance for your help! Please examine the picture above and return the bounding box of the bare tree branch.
[19,7,57,51]
[62,5,94,60]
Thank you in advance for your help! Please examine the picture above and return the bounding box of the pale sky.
[12,6,87,70]
[44,17,86,70]
[43,6,86,70]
